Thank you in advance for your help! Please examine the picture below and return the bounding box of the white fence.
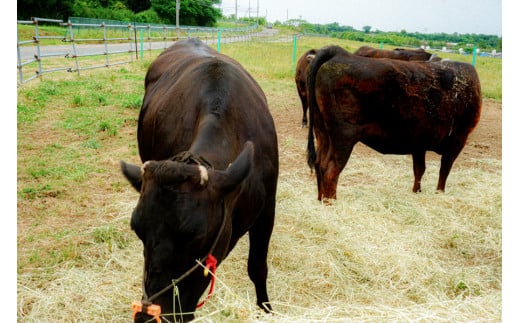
[17,17,268,84]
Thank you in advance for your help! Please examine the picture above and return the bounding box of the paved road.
[19,41,192,61]
[17,27,280,62]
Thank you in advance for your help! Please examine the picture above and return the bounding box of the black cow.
[306,45,481,201]
[120,38,279,322]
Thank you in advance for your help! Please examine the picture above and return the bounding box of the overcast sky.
[219,0,502,36]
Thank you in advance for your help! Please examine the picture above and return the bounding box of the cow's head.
[120,142,254,322]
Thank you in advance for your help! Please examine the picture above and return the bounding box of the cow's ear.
[120,161,143,192]
[214,141,254,194]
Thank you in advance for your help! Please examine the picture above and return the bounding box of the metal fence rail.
[17,17,270,84]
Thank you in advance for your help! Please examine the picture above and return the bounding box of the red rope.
[197,254,218,308]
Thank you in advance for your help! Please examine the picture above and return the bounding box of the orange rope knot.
[132,300,161,323]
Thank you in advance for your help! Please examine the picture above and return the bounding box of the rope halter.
[132,152,224,321]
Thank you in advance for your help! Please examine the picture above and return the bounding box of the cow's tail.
[306,46,343,170]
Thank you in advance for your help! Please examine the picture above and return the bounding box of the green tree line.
[17,0,223,27]
[282,20,501,51]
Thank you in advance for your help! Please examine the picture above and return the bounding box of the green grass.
[18,22,502,101]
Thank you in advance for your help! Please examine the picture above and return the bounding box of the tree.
[362,25,371,33]
[134,8,163,24]
[151,0,222,26]
[125,0,151,12]
[17,0,75,20]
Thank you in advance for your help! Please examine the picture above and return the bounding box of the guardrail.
[17,17,265,84]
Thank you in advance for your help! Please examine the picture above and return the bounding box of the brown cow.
[120,38,279,322]
[306,45,481,201]
[295,46,441,128]
[294,48,316,127]
[354,45,442,61]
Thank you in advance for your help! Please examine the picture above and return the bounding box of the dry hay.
[17,151,502,322]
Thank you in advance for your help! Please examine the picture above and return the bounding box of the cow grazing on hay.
[306,45,481,201]
[120,38,279,322]
[295,46,441,128]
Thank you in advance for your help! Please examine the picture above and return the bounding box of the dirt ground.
[464,99,502,161]
[272,99,502,172]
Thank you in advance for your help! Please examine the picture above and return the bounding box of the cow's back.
[295,49,316,93]
[143,39,219,93]
[138,39,277,171]
[354,45,436,61]
[309,46,481,155]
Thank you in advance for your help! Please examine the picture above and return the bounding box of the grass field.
[17,36,502,322]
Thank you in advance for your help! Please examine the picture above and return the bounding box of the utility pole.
[176,0,180,39]
[257,0,259,25]
[235,0,238,29]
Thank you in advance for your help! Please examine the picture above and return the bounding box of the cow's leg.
[316,143,354,201]
[437,141,465,192]
[298,94,308,127]
[412,151,426,192]
[247,203,275,312]
[314,154,324,200]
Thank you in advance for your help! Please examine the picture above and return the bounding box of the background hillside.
[17,0,501,51]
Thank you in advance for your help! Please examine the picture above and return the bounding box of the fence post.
[217,31,221,52]
[140,29,144,60]
[16,29,24,83]
[163,25,167,49]
[147,25,151,56]
[67,20,80,76]
[33,18,43,78]
[130,23,136,62]
[102,22,110,67]
[472,45,477,66]
[291,35,297,73]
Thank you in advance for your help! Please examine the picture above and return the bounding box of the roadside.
[17,27,280,61]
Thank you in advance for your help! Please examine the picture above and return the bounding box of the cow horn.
[198,165,209,186]
[141,161,152,176]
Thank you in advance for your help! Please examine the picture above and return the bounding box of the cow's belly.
[361,138,420,154]
[359,126,445,155]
